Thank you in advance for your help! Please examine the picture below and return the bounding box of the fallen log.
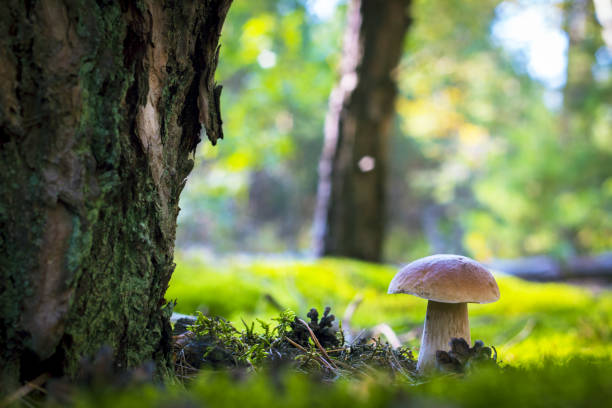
[486,252,612,281]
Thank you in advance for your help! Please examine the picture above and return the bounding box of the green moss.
[66,358,612,408]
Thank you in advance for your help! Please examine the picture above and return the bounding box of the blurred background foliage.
[177,0,612,261]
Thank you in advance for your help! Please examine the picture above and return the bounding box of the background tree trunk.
[0,0,231,391]
[563,0,597,119]
[313,0,412,262]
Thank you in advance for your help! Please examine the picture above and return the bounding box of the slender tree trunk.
[313,0,412,262]
[563,0,597,115]
[0,0,231,391]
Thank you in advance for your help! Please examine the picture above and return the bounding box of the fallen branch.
[486,253,612,281]
[1,373,50,408]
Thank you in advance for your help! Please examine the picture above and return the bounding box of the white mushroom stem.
[417,300,470,373]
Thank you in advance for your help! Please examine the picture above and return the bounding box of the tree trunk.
[313,0,412,262]
[0,0,231,391]
[563,0,597,114]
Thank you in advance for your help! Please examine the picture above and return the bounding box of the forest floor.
[17,252,612,407]
[167,251,612,366]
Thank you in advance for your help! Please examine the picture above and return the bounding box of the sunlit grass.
[167,251,612,365]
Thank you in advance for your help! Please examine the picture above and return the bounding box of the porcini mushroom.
[388,254,500,373]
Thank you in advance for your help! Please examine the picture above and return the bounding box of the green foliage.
[182,309,298,368]
[395,0,612,259]
[176,0,341,252]
[190,313,247,363]
[176,0,612,260]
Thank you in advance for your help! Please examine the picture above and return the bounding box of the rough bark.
[0,0,231,391]
[313,0,412,262]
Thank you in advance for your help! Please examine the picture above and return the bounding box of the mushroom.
[388,254,500,373]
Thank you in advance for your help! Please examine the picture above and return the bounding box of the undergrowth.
[172,307,422,382]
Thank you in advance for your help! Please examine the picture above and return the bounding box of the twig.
[342,294,363,323]
[502,318,536,348]
[174,347,199,382]
[328,358,357,371]
[285,337,309,353]
[0,373,50,408]
[285,337,335,371]
[325,348,349,353]
[263,294,285,311]
[350,329,369,346]
[342,294,363,344]
[18,396,36,408]
[388,348,415,381]
[371,323,402,349]
[398,326,421,343]
[298,319,338,369]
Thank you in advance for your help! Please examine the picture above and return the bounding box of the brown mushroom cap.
[388,254,500,303]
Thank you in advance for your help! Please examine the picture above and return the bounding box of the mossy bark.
[0,0,231,391]
[313,0,412,262]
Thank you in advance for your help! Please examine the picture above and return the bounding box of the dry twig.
[298,318,338,369]
[0,373,50,408]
